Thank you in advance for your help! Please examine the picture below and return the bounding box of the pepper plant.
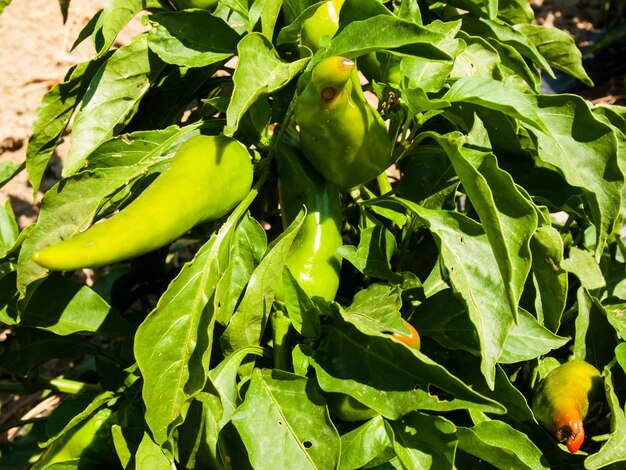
[1,0,626,468]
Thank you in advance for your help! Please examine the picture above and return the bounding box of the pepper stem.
[272,308,292,371]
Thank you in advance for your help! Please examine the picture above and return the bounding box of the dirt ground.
[0,0,145,228]
[0,0,614,227]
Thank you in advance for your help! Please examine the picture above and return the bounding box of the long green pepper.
[276,140,343,301]
[33,135,253,271]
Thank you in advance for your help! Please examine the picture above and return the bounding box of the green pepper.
[300,0,344,52]
[327,392,378,421]
[295,56,393,190]
[531,360,602,453]
[32,408,116,469]
[276,139,343,301]
[33,135,253,271]
[171,0,219,10]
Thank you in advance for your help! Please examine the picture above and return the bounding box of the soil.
[0,0,145,228]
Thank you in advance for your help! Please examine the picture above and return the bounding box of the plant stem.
[272,309,292,371]
[377,172,393,196]
[0,377,100,395]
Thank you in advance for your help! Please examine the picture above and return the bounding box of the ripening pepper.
[295,56,393,190]
[300,0,344,52]
[276,140,343,301]
[531,360,603,453]
[33,135,253,271]
[392,319,420,350]
[32,408,116,469]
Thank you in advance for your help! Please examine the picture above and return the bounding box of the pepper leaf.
[225,33,307,136]
[231,369,341,470]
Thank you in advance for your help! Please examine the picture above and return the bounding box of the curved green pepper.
[276,140,343,301]
[32,408,116,469]
[171,0,219,10]
[295,56,393,190]
[531,360,602,453]
[33,135,253,271]
[300,0,344,52]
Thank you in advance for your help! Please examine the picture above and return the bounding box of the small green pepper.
[33,135,253,271]
[300,0,344,52]
[32,408,116,469]
[276,139,343,301]
[531,360,603,453]
[295,56,393,189]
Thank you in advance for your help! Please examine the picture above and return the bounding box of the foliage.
[1,0,626,468]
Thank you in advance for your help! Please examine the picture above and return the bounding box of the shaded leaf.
[530,225,568,332]
[147,11,240,67]
[584,366,626,469]
[21,274,132,336]
[388,411,458,469]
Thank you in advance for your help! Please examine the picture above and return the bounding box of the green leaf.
[387,412,458,469]
[394,199,515,389]
[443,77,546,132]
[93,0,148,57]
[529,225,568,332]
[215,214,266,325]
[0,202,19,256]
[147,11,240,68]
[221,211,305,359]
[499,309,568,364]
[337,226,403,284]
[562,246,606,290]
[225,33,307,135]
[135,203,251,447]
[341,283,407,337]
[323,16,462,61]
[0,161,24,189]
[310,319,505,418]
[457,420,550,470]
[584,366,626,469]
[20,274,132,336]
[574,288,618,366]
[525,94,623,259]
[515,23,592,86]
[411,287,480,355]
[339,416,390,470]
[605,303,626,340]
[64,34,166,176]
[498,0,534,24]
[616,343,626,374]
[26,55,110,195]
[18,125,195,296]
[282,268,321,338]
[422,121,537,317]
[0,0,11,15]
[135,432,174,469]
[461,17,553,78]
[231,369,341,470]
